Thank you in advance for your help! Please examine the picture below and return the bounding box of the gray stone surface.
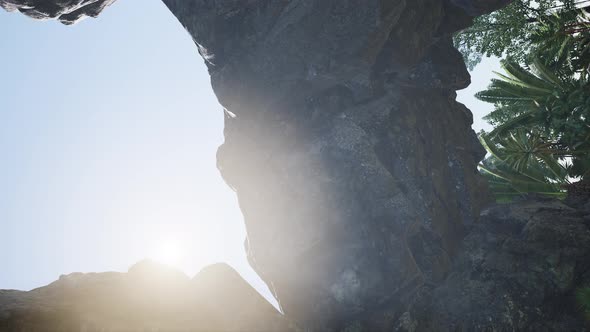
[7,0,589,331]
[0,0,116,24]
[402,198,590,331]
[161,1,491,329]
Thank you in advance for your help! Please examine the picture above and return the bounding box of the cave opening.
[0,0,277,307]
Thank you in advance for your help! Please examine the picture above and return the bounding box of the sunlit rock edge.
[2,0,590,330]
[0,261,294,331]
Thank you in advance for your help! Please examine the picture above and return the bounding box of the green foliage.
[478,57,590,145]
[467,3,590,321]
[454,0,579,69]
[479,130,569,201]
[464,1,590,198]
[476,57,590,193]
[577,287,590,321]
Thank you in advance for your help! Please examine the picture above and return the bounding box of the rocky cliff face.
[0,261,292,331]
[161,0,504,329]
[403,198,590,331]
[4,0,590,331]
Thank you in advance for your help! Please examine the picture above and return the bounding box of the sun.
[151,240,183,267]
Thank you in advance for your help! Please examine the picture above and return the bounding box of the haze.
[0,0,498,303]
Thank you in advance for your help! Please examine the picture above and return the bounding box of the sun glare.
[151,240,183,268]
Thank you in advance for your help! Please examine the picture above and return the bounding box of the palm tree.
[476,57,590,183]
[479,130,570,200]
[530,8,590,76]
[477,57,583,133]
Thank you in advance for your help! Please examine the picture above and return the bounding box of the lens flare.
[151,240,183,267]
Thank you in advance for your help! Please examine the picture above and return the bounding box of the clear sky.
[0,0,499,304]
[458,56,503,133]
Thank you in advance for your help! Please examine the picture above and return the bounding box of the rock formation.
[0,0,116,24]
[402,197,590,331]
[3,0,590,331]
[0,261,293,331]
[160,1,507,329]
[2,198,589,331]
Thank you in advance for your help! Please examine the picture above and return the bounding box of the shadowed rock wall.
[405,197,590,331]
[160,0,507,329]
[18,1,590,331]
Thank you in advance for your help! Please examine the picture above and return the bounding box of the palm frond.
[501,59,556,90]
[487,110,540,138]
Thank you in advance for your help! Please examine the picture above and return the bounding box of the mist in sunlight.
[0,0,496,313]
[0,0,275,305]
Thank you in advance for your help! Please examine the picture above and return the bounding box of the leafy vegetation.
[476,56,590,199]
[459,2,590,319]
[457,1,590,200]
[578,287,590,320]
[454,0,581,69]
[479,130,570,201]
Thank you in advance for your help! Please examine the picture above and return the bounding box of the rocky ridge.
[0,261,292,332]
[1,198,588,331]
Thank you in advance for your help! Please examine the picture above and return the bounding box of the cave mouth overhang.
[0,0,523,330]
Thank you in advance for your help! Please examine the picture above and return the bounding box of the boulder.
[402,198,590,331]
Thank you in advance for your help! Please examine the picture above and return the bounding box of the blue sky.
[0,0,266,294]
[0,0,499,304]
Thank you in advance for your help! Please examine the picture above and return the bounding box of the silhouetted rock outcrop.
[0,261,292,331]
[4,0,590,330]
[160,1,494,329]
[0,0,116,24]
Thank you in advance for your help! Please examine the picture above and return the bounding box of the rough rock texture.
[0,0,116,24]
[401,198,590,331]
[3,0,510,330]
[7,0,589,331]
[0,261,293,331]
[160,0,500,329]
